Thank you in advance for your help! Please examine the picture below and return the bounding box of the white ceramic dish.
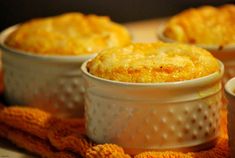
[81,60,224,154]
[0,25,96,118]
[158,25,235,84]
[225,77,235,158]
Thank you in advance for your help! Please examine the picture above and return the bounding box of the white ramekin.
[225,77,235,158]
[0,25,96,118]
[81,60,224,154]
[158,26,235,84]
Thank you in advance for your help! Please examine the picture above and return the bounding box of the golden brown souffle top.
[5,13,131,56]
[87,42,220,83]
[164,4,235,46]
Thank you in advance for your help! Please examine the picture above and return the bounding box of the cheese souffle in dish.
[158,4,235,82]
[0,12,131,118]
[81,42,224,154]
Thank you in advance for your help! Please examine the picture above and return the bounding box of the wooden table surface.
[0,139,36,158]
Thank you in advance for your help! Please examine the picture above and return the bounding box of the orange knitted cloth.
[0,106,230,158]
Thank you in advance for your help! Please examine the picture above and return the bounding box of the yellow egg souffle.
[164,4,235,46]
[5,13,131,56]
[87,42,220,83]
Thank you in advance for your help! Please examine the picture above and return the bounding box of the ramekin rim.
[157,25,235,52]
[0,25,98,62]
[225,77,235,96]
[81,59,224,88]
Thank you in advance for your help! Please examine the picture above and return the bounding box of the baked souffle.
[5,13,131,56]
[87,42,220,83]
[163,4,235,46]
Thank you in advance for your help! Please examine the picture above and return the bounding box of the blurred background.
[0,0,234,31]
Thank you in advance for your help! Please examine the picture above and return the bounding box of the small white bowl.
[0,25,96,118]
[225,77,235,157]
[81,60,224,154]
[158,26,235,84]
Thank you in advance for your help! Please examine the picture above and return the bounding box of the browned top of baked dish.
[5,13,131,56]
[163,4,235,46]
[87,42,220,83]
